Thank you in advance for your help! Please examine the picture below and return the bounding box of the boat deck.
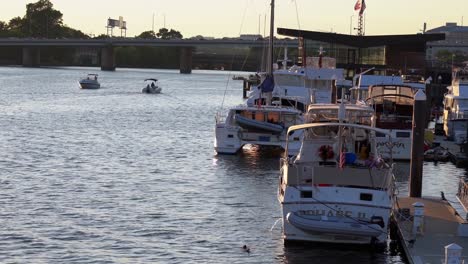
[393,196,468,263]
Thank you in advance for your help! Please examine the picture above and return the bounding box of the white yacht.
[215,56,345,155]
[278,106,396,245]
[79,74,100,89]
[443,69,468,143]
[214,0,347,155]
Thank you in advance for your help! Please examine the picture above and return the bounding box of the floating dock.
[393,189,468,263]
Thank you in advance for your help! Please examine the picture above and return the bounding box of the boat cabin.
[366,85,415,130]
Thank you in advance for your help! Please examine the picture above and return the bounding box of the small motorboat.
[142,78,162,94]
[79,74,100,89]
[424,146,450,162]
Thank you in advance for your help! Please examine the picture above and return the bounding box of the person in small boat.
[145,84,150,93]
[151,82,155,88]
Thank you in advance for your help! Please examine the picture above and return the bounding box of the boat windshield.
[367,85,415,105]
[275,74,303,87]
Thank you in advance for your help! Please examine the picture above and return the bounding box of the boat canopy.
[352,75,404,90]
[366,85,415,105]
[145,78,158,82]
[287,122,393,138]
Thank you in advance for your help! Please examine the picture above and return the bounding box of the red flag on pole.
[354,0,361,11]
[354,0,366,15]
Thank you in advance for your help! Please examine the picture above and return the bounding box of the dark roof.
[277,28,445,48]
[426,24,468,33]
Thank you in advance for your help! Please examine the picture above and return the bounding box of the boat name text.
[299,210,367,218]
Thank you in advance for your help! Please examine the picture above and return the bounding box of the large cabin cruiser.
[214,0,347,156]
[443,70,468,143]
[278,106,395,245]
[214,57,345,155]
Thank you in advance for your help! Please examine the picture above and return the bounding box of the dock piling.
[412,202,425,235]
[445,243,463,264]
[409,90,427,197]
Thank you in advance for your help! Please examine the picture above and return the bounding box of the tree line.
[0,0,231,69]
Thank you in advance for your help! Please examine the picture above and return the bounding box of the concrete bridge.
[0,38,298,73]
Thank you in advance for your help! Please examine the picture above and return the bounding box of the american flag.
[354,0,366,15]
[339,149,346,170]
[354,0,361,11]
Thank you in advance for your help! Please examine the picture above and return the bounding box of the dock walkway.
[394,195,468,263]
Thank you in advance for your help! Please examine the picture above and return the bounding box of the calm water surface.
[0,66,466,263]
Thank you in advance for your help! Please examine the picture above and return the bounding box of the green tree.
[24,0,63,37]
[137,30,156,39]
[156,28,183,39]
[0,21,8,37]
[7,17,25,37]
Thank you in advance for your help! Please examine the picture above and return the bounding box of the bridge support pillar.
[101,46,116,71]
[22,47,41,67]
[179,47,193,74]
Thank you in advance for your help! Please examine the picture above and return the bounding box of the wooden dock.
[393,194,468,263]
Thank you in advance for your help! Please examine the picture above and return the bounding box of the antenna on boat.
[259,0,275,106]
[268,0,275,76]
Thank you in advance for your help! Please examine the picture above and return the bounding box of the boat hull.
[79,82,100,89]
[280,186,392,245]
[375,130,411,160]
[142,86,162,94]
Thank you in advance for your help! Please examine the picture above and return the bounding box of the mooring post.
[409,89,427,197]
[412,202,425,235]
[445,243,463,264]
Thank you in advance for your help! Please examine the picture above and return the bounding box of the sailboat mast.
[268,0,275,75]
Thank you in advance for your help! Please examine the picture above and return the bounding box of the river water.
[0,66,466,263]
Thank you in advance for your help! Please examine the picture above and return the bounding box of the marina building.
[425,22,468,68]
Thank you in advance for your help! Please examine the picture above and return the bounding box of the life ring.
[318,145,334,160]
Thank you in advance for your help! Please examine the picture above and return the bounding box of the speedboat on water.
[79,74,100,89]
[278,104,396,245]
[142,78,162,94]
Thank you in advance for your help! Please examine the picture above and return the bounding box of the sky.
[0,0,467,38]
